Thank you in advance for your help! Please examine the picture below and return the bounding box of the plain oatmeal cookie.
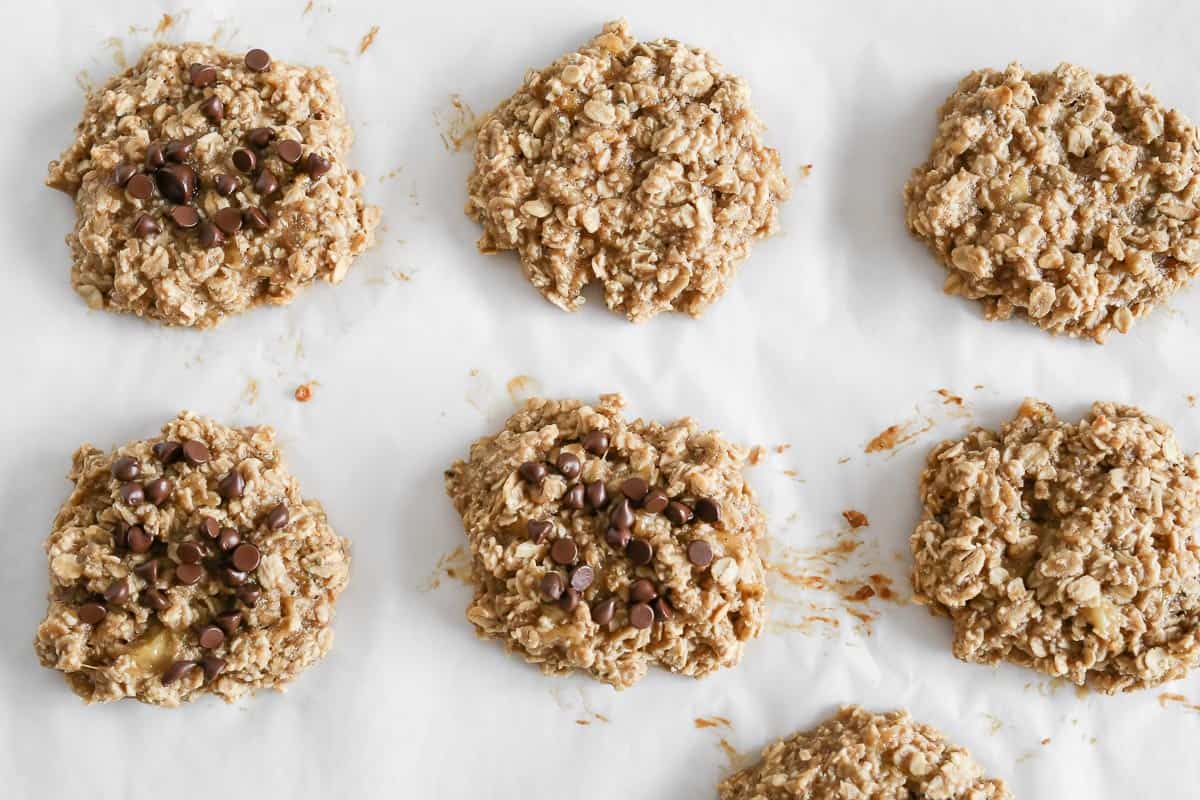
[443,394,766,688]
[47,42,379,327]
[718,706,1011,800]
[35,412,350,706]
[466,19,790,321]
[905,63,1200,342]
[912,399,1200,693]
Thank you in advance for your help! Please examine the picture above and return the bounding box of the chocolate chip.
[215,610,242,635]
[199,95,224,122]
[557,588,580,612]
[266,504,289,530]
[619,477,649,504]
[695,498,721,524]
[120,481,145,506]
[134,559,159,583]
[178,541,204,564]
[555,452,582,480]
[665,501,694,526]
[629,603,654,630]
[126,174,155,200]
[604,525,631,549]
[518,461,547,484]
[198,222,224,248]
[162,660,196,685]
[213,471,242,502]
[164,139,194,163]
[244,48,271,72]
[232,148,258,173]
[585,480,608,510]
[156,164,198,205]
[153,441,182,464]
[218,527,241,552]
[113,164,136,187]
[569,565,594,591]
[176,563,204,586]
[539,572,564,601]
[112,456,139,481]
[170,205,199,229]
[629,578,657,604]
[610,498,635,530]
[78,602,106,625]
[199,517,220,539]
[221,567,247,587]
[127,525,153,554]
[195,624,225,649]
[214,206,244,235]
[563,483,586,510]
[142,588,169,611]
[181,439,211,466]
[642,488,669,514]
[144,478,172,505]
[104,580,129,605]
[277,139,303,165]
[527,520,552,543]
[687,540,714,567]
[231,543,261,572]
[201,656,226,682]
[237,585,261,606]
[550,537,578,565]
[145,143,165,170]
[132,214,160,238]
[590,597,616,625]
[189,63,217,87]
[304,153,331,178]
[243,207,270,231]
[253,169,279,197]
[627,538,654,566]
[583,430,609,456]
[212,174,238,197]
[653,596,673,621]
[246,127,274,148]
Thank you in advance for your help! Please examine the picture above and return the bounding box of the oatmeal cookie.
[718,706,1011,800]
[905,63,1200,342]
[466,19,790,322]
[34,412,350,706]
[912,399,1200,692]
[47,42,379,327]
[443,394,766,688]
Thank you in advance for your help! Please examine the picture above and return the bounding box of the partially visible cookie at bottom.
[911,399,1200,692]
[443,394,766,688]
[34,412,350,706]
[718,706,1012,800]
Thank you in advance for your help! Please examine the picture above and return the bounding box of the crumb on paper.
[380,166,404,182]
[419,546,473,591]
[294,382,316,403]
[506,375,540,404]
[1041,738,1052,746]
[983,713,1003,734]
[937,388,964,406]
[798,163,813,179]
[392,270,412,282]
[1189,394,1197,408]
[842,509,869,529]
[359,25,380,54]
[748,445,766,466]
[242,379,259,407]
[694,716,732,730]
[775,443,791,454]
[865,417,933,454]
[304,0,314,13]
[434,94,479,153]
[155,13,174,36]
[837,456,851,464]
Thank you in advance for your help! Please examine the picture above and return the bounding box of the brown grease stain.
[420,546,473,591]
[1158,692,1200,712]
[154,13,174,36]
[434,94,479,152]
[506,375,540,404]
[865,417,933,454]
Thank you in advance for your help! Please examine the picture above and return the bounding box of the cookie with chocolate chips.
[444,394,766,688]
[47,42,379,327]
[34,412,350,706]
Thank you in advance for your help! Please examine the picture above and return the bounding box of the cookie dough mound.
[912,399,1200,692]
[34,412,350,706]
[466,20,790,322]
[718,706,1011,800]
[48,42,379,327]
[443,394,766,688]
[905,63,1200,342]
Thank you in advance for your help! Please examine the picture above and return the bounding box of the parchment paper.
[3,1,1200,796]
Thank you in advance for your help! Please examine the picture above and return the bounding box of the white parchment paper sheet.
[3,0,1200,796]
